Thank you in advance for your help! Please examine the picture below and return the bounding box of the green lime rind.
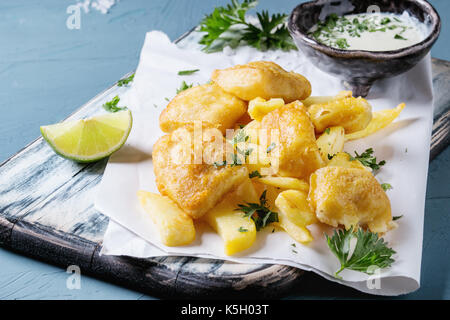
[40,110,133,163]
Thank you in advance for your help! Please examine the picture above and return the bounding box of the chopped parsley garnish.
[393,215,403,221]
[198,0,296,52]
[381,183,393,191]
[178,69,199,76]
[102,96,127,112]
[238,226,248,232]
[249,170,262,178]
[117,73,135,87]
[394,34,407,40]
[349,148,386,171]
[237,190,279,231]
[176,81,193,94]
[325,128,331,134]
[325,227,395,278]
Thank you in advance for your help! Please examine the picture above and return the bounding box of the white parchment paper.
[95,31,434,296]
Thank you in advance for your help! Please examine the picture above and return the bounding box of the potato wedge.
[257,176,309,193]
[275,190,317,244]
[308,97,372,133]
[302,90,352,108]
[345,103,406,141]
[204,179,258,255]
[327,152,368,170]
[316,126,345,162]
[248,97,285,121]
[137,191,195,246]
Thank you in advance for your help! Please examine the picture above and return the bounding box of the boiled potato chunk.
[345,103,406,141]
[248,97,285,121]
[137,191,195,246]
[316,126,345,162]
[308,97,372,134]
[275,190,318,244]
[257,176,309,193]
[302,90,352,108]
[204,179,258,256]
[327,152,368,170]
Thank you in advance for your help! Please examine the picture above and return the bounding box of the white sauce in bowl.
[308,12,429,51]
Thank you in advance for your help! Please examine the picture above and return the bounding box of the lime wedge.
[40,110,132,163]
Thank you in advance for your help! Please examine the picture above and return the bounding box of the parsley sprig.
[349,148,386,171]
[198,0,296,52]
[176,81,193,94]
[117,73,135,87]
[326,228,395,278]
[237,190,278,231]
[102,96,127,112]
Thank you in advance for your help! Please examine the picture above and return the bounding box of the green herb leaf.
[393,215,403,221]
[325,227,395,278]
[395,34,407,40]
[178,69,200,76]
[102,96,127,113]
[381,183,393,191]
[176,81,193,94]
[249,170,262,178]
[349,148,386,171]
[238,226,248,232]
[237,190,279,231]
[117,73,135,87]
[325,128,331,134]
[198,0,296,52]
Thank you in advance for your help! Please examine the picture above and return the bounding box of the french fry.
[248,97,285,121]
[316,126,345,162]
[274,190,317,244]
[308,97,373,133]
[302,90,352,108]
[345,103,406,141]
[137,191,195,246]
[256,176,309,193]
[203,179,258,256]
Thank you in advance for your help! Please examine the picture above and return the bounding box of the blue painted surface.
[0,0,448,299]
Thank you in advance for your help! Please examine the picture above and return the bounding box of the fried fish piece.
[211,61,311,102]
[159,83,247,134]
[153,124,248,219]
[308,166,395,233]
[260,101,324,179]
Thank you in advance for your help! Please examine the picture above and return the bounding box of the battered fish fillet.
[260,101,324,179]
[308,166,395,233]
[159,83,247,134]
[153,124,248,219]
[211,61,311,102]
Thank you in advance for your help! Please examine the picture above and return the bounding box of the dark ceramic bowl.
[288,0,441,96]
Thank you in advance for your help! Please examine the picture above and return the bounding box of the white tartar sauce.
[308,12,429,51]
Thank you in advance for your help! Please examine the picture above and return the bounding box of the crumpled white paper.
[95,31,434,296]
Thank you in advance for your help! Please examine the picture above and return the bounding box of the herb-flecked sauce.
[308,12,428,51]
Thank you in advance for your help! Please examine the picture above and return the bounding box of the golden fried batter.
[211,61,311,102]
[308,166,394,233]
[153,124,248,219]
[159,83,247,134]
[260,101,324,179]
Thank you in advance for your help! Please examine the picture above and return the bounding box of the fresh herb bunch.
[237,190,278,231]
[198,0,296,52]
[349,148,386,171]
[117,73,135,87]
[325,227,395,278]
[102,96,127,112]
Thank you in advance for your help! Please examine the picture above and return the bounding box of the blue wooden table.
[0,0,448,299]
